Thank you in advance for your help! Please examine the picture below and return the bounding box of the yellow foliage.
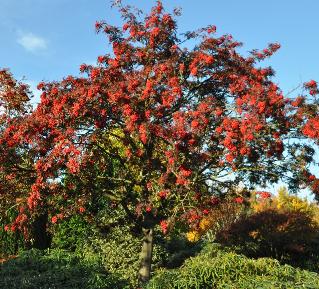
[275,187,314,214]
[199,217,212,231]
[186,230,201,242]
[248,230,259,239]
[251,186,319,226]
[132,184,142,194]
[252,200,269,213]
[185,218,213,243]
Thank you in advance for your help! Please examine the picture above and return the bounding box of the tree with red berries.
[2,1,319,284]
[0,69,30,243]
[0,69,53,249]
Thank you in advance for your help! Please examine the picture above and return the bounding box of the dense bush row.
[2,244,318,289]
[146,244,319,289]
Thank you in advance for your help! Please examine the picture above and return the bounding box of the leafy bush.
[161,234,203,269]
[83,224,142,287]
[250,187,318,216]
[62,198,202,287]
[215,208,319,271]
[146,243,319,289]
[0,207,26,257]
[0,249,129,289]
[60,213,202,287]
[212,187,319,271]
[82,225,199,287]
[0,225,24,258]
[51,215,93,251]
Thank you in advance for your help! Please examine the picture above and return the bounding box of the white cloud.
[17,32,47,53]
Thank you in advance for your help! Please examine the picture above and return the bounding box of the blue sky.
[1,0,318,198]
[1,0,318,98]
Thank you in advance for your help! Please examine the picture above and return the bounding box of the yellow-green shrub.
[146,243,319,289]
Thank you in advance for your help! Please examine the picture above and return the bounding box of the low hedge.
[146,244,319,289]
[2,244,319,289]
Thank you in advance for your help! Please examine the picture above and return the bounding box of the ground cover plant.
[0,249,129,289]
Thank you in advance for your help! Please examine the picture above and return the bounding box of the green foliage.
[50,204,141,286]
[0,208,26,257]
[51,215,92,251]
[0,249,129,289]
[160,234,203,269]
[146,243,319,289]
[0,227,24,257]
[83,225,141,287]
[82,224,174,287]
[71,204,202,287]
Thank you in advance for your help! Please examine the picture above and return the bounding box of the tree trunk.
[138,227,154,285]
[31,212,51,250]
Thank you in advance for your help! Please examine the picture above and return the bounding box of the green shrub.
[146,243,319,289]
[0,226,25,257]
[160,234,203,269]
[82,224,172,288]
[83,225,141,287]
[51,215,92,251]
[42,204,202,287]
[0,249,129,289]
[0,208,26,257]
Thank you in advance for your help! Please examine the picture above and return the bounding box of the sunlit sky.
[1,0,318,198]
